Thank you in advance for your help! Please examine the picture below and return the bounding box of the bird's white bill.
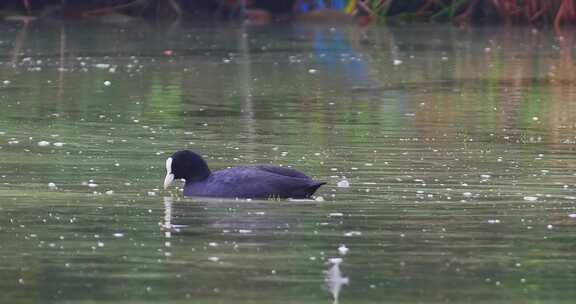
[166,157,173,173]
[164,173,175,189]
[164,157,174,189]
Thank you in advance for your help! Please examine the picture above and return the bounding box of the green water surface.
[0,21,575,303]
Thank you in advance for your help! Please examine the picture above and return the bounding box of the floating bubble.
[344,231,362,237]
[337,179,350,188]
[338,244,349,255]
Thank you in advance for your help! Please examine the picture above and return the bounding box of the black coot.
[163,150,326,199]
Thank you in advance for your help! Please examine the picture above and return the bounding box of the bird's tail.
[307,181,327,197]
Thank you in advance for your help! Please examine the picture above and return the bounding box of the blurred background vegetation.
[2,0,576,28]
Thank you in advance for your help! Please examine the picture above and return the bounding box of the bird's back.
[183,166,325,199]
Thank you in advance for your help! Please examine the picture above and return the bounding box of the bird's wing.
[254,165,311,179]
[204,166,319,199]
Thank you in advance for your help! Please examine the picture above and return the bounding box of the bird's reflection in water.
[161,196,348,301]
[160,196,188,237]
[160,195,318,236]
[161,196,173,233]
[325,258,349,304]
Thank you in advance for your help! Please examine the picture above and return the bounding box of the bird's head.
[164,150,211,189]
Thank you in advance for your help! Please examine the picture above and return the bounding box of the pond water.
[1,20,576,303]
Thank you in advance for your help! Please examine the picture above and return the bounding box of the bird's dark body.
[164,150,326,199]
[183,165,325,199]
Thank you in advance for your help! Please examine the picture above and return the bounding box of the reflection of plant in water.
[388,0,576,27]
[289,0,576,27]
[5,0,576,27]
